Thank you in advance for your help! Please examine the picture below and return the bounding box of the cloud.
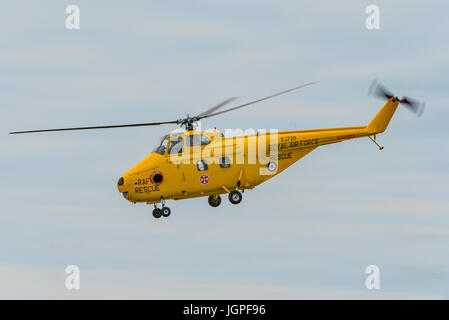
[325,223,449,238]
[0,264,442,299]
[0,137,69,155]
[1,45,96,66]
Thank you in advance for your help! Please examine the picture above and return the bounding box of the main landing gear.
[152,199,171,219]
[208,190,243,207]
[209,170,244,207]
[208,195,222,207]
[228,190,242,204]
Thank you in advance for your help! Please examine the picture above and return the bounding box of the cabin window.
[201,135,210,145]
[197,160,208,171]
[219,156,230,168]
[187,134,210,146]
[168,136,184,154]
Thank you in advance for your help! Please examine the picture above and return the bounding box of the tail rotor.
[369,80,425,117]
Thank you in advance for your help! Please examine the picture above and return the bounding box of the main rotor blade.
[9,120,178,134]
[198,81,319,120]
[196,97,239,118]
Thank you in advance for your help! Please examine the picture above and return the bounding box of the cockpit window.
[186,134,210,147]
[153,138,169,155]
[168,136,184,154]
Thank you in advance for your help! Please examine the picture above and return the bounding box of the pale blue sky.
[1,0,448,298]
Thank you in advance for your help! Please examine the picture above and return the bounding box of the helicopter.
[9,80,424,219]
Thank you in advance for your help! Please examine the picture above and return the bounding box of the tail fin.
[367,98,400,134]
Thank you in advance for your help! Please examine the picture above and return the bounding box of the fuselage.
[117,125,373,204]
[117,97,400,204]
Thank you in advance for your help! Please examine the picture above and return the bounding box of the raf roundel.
[267,161,277,172]
[199,174,209,184]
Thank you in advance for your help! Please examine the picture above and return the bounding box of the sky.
[0,0,448,299]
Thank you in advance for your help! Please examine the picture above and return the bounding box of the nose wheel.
[152,208,162,218]
[152,199,171,219]
[161,206,171,217]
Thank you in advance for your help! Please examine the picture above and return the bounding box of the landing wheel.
[161,207,171,217]
[228,190,242,204]
[208,195,222,207]
[152,208,162,218]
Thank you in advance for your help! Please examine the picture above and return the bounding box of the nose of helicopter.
[116,152,162,201]
[117,175,129,199]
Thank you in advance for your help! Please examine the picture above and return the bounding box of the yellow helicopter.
[9,81,424,219]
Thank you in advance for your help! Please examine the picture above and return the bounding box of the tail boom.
[367,97,400,134]
[275,98,400,150]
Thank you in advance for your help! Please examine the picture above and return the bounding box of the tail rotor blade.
[401,96,425,117]
[369,80,425,117]
[369,80,394,100]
